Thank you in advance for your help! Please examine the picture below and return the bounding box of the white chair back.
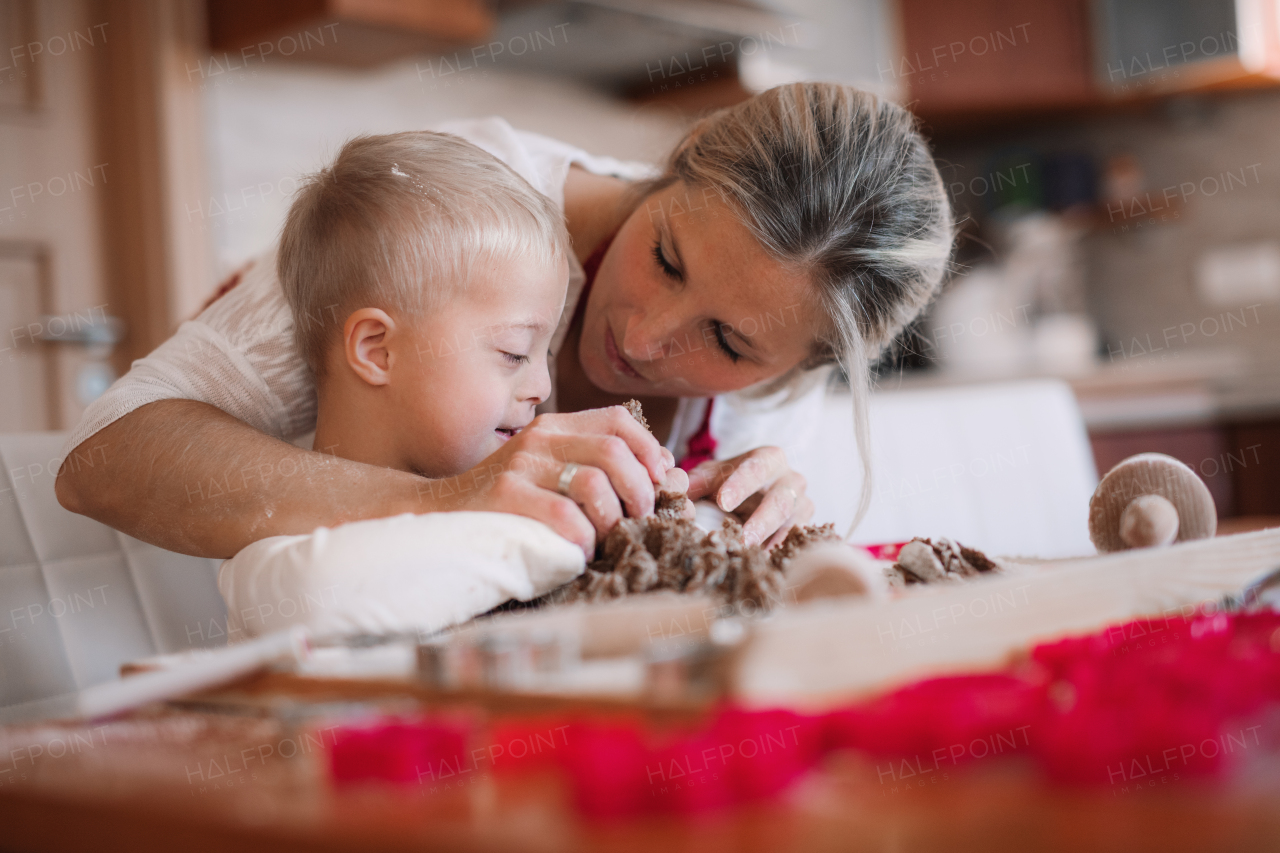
[0,432,226,709]
[792,379,1099,558]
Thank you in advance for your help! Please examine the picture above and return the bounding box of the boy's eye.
[501,351,530,365]
[711,322,741,363]
[651,239,683,282]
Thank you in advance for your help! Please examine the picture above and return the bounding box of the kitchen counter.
[874,348,1280,431]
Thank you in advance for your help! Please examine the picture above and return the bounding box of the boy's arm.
[56,399,431,559]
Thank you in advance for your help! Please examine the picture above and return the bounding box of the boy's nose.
[519,362,552,405]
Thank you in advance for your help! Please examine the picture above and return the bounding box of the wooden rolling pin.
[1088,452,1216,553]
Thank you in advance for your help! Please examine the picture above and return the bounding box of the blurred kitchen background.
[4,0,1280,523]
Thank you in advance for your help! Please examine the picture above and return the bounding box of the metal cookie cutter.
[644,618,750,704]
[1221,565,1280,613]
[417,628,580,691]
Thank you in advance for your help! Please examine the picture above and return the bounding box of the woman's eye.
[501,351,530,365]
[651,240,683,282]
[711,322,741,363]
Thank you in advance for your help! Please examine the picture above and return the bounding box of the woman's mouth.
[604,325,644,380]
[495,427,517,441]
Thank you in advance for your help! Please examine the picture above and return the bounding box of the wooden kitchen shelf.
[206,0,494,66]
[896,0,1280,133]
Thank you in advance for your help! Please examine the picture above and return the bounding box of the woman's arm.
[55,399,432,559]
[56,401,672,560]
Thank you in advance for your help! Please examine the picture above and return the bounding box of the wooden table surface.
[2,680,1279,853]
[9,524,1280,853]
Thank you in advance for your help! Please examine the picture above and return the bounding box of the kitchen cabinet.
[896,0,1095,120]
[897,0,1280,126]
[1094,0,1280,97]
[205,0,493,66]
[1229,420,1280,517]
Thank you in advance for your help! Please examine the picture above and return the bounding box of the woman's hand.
[438,406,674,557]
[685,447,814,548]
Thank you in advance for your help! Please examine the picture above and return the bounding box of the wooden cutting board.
[733,529,1280,709]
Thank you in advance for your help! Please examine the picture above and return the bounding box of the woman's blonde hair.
[642,83,954,534]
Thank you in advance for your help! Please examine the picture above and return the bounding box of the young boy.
[277,130,570,480]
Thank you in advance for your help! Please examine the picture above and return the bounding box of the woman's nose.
[622,309,683,362]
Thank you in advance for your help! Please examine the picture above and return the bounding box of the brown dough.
[537,399,842,611]
[888,536,1004,589]
[623,398,649,432]
[546,517,842,611]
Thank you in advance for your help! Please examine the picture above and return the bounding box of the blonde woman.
[56,83,953,559]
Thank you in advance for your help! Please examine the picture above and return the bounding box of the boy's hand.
[435,406,673,557]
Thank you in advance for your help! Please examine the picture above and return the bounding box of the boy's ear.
[343,308,396,386]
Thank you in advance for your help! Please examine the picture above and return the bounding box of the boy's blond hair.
[278,131,570,376]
